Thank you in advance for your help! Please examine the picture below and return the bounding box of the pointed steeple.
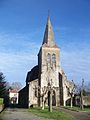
[42,16,56,47]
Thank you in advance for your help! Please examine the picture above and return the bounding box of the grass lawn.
[83,107,90,111]
[64,106,90,111]
[0,98,3,105]
[28,107,73,120]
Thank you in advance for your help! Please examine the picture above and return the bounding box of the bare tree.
[75,79,85,109]
[34,86,47,110]
[66,80,76,108]
[80,79,84,110]
[84,82,90,92]
[10,82,22,91]
[34,79,54,112]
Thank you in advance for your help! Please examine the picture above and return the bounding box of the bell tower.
[38,16,60,89]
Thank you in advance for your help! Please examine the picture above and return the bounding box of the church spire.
[42,16,56,47]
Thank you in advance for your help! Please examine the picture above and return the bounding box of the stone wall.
[28,79,38,107]
[18,86,28,108]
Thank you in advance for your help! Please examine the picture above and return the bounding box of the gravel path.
[59,107,90,120]
[0,108,51,120]
[1,107,90,120]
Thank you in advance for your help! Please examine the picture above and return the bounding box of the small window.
[52,54,56,63]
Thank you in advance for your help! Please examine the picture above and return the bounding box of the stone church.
[19,16,74,108]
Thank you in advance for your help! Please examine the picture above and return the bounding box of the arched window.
[47,53,51,69]
[47,53,51,63]
[52,54,56,63]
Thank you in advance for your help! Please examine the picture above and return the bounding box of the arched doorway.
[48,91,50,106]
[52,90,56,106]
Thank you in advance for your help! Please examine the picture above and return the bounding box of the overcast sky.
[0,0,90,86]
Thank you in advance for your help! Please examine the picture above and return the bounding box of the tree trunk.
[49,90,52,112]
[80,90,84,110]
[70,96,73,108]
[42,96,44,110]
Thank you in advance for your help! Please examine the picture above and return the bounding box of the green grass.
[81,107,90,111]
[0,98,3,105]
[64,106,90,111]
[28,107,73,120]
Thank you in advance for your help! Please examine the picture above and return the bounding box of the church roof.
[42,16,57,47]
[26,65,39,83]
